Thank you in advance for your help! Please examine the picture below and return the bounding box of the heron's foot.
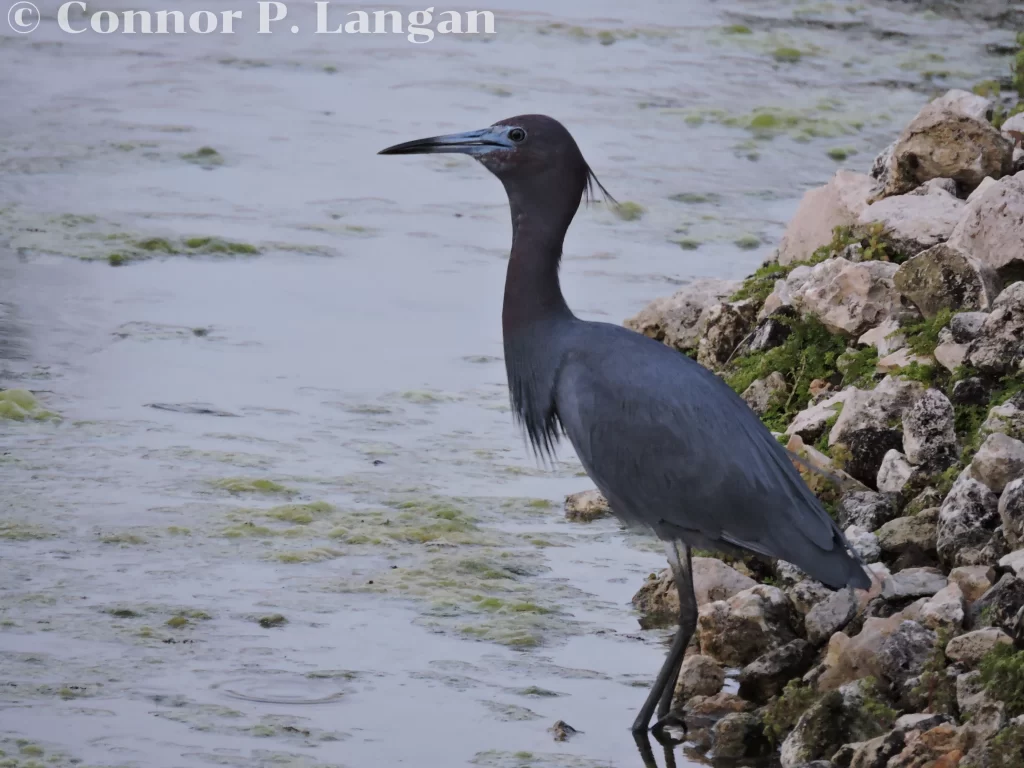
[651,712,686,745]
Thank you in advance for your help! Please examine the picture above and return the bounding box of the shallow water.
[0,1,1015,766]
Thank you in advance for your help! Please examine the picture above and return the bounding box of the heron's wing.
[555,337,867,590]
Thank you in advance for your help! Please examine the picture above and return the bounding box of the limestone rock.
[881,567,947,600]
[777,171,875,267]
[684,691,752,718]
[564,489,610,522]
[878,620,937,691]
[1000,548,1024,578]
[949,311,988,343]
[795,257,904,337]
[786,391,850,443]
[1000,478,1024,548]
[742,371,788,416]
[877,508,939,559]
[936,475,1000,568]
[893,243,998,318]
[944,627,1013,666]
[780,680,894,768]
[948,565,995,605]
[946,170,1024,284]
[738,639,816,704]
[981,401,1024,441]
[748,307,796,353]
[876,348,934,375]
[886,723,975,768]
[788,579,834,616]
[877,450,917,494]
[632,558,757,619]
[902,389,957,469]
[697,585,799,666]
[712,712,770,759]
[817,616,902,691]
[966,280,1024,375]
[845,525,881,564]
[918,582,965,632]
[697,300,757,370]
[881,103,1014,198]
[858,185,963,257]
[970,574,1024,635]
[971,432,1024,494]
[932,89,994,121]
[858,318,905,357]
[806,587,858,645]
[623,278,737,352]
[838,490,899,531]
[933,340,967,373]
[675,654,725,699]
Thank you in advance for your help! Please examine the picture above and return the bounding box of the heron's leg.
[630,540,696,735]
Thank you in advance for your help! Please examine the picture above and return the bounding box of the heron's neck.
[501,200,574,337]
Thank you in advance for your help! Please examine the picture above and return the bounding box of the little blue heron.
[380,115,870,737]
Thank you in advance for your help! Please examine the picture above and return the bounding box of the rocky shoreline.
[570,79,1024,767]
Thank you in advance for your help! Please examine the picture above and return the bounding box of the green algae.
[670,192,721,204]
[136,237,177,253]
[826,147,857,161]
[0,389,60,422]
[100,532,147,545]
[273,548,341,563]
[614,202,645,221]
[0,522,52,541]
[258,614,287,628]
[675,238,702,250]
[184,237,259,255]
[772,46,803,63]
[263,501,333,524]
[166,616,189,629]
[763,679,820,744]
[181,146,224,166]
[723,24,752,34]
[734,234,761,250]
[210,477,296,495]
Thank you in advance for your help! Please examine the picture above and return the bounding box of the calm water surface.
[0,1,1014,766]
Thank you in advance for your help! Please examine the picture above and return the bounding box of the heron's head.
[378,114,612,206]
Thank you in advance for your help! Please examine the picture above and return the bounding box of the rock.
[876,348,935,375]
[684,691,752,718]
[697,300,757,370]
[937,475,1000,569]
[948,565,996,605]
[742,372,788,416]
[881,567,947,600]
[950,311,988,343]
[1004,112,1024,135]
[886,723,974,768]
[971,432,1024,494]
[1000,548,1024,578]
[564,489,610,522]
[946,171,1024,284]
[780,680,894,768]
[858,185,963,257]
[817,616,903,691]
[839,730,906,768]
[966,281,1024,374]
[697,585,799,666]
[877,450,917,494]
[838,491,899,531]
[981,402,1024,441]
[623,278,738,352]
[878,620,937,693]
[1001,479,1024,548]
[933,341,967,373]
[902,389,957,470]
[877,509,939,559]
[806,587,858,645]
[738,639,816,704]
[956,670,987,718]
[761,265,816,318]
[918,583,965,632]
[970,574,1024,634]
[894,243,999,319]
[881,102,1014,198]
[930,89,994,122]
[675,654,724,699]
[795,257,904,337]
[777,171,875,266]
[858,318,906,357]
[786,391,851,443]
[775,560,812,588]
[712,712,770,759]
[789,579,834,616]
[845,525,881,563]
[632,558,757,620]
[748,308,796,353]
[550,720,578,741]
[944,627,1013,666]
[951,376,991,407]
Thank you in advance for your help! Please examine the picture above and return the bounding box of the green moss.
[965,723,1024,768]
[902,309,952,356]
[859,677,898,728]
[258,614,287,628]
[806,223,903,266]
[911,631,955,715]
[729,262,792,303]
[210,477,294,495]
[896,361,938,386]
[837,346,879,389]
[772,47,803,63]
[763,680,820,744]
[614,202,645,221]
[980,643,1024,716]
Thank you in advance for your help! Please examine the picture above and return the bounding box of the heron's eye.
[508,128,527,143]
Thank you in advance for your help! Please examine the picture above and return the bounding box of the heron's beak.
[378,126,514,156]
